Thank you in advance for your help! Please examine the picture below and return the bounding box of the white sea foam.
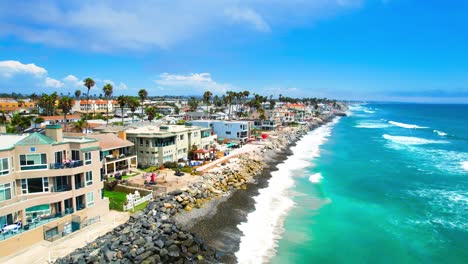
[364,110,375,114]
[309,173,323,184]
[433,130,448,137]
[462,161,468,171]
[382,134,448,145]
[388,120,428,129]
[355,121,390,129]
[235,118,339,264]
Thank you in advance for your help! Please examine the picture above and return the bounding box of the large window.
[84,152,92,165]
[19,154,47,170]
[54,151,64,163]
[86,192,94,207]
[0,183,11,201]
[0,157,9,175]
[21,178,49,194]
[85,171,93,186]
[71,150,80,161]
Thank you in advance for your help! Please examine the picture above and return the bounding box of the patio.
[0,213,66,241]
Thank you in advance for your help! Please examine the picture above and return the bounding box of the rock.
[168,190,183,196]
[154,239,164,249]
[159,248,168,257]
[184,205,193,211]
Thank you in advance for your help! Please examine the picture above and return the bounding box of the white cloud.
[63,74,82,87]
[0,1,364,52]
[116,82,128,90]
[0,60,47,78]
[154,73,235,94]
[44,77,63,88]
[225,7,270,32]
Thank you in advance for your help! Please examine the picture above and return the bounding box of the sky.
[0,0,467,103]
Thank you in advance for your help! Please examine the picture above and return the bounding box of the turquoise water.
[271,104,468,264]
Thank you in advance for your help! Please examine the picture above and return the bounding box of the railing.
[75,182,85,190]
[51,185,72,192]
[123,193,153,211]
[105,153,136,162]
[76,204,85,211]
[49,160,84,170]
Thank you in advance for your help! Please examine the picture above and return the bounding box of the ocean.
[235,104,468,264]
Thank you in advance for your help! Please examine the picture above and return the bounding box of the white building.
[188,120,251,142]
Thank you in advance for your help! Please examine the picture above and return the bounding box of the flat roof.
[125,124,204,136]
[0,134,28,150]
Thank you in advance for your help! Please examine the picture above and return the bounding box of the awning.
[194,149,207,154]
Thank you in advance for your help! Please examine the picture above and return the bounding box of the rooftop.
[125,124,203,135]
[86,133,134,151]
[0,134,28,150]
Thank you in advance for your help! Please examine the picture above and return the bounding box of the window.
[180,135,184,140]
[84,152,92,165]
[0,157,9,175]
[145,140,150,147]
[101,188,105,199]
[71,150,80,161]
[139,138,143,146]
[0,183,12,201]
[87,192,94,207]
[86,171,93,186]
[226,131,231,135]
[20,178,49,194]
[19,153,47,170]
[54,151,64,163]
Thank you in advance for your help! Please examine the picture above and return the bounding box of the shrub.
[163,161,177,169]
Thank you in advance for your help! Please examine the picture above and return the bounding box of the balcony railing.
[51,185,72,192]
[49,160,84,170]
[105,153,136,162]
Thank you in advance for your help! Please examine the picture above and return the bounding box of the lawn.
[104,190,126,211]
[104,190,149,212]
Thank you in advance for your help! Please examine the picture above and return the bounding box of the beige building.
[86,132,138,177]
[125,124,217,167]
[0,125,109,257]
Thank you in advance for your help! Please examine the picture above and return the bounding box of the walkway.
[0,210,130,264]
[197,144,264,173]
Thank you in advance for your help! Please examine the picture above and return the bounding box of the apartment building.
[188,120,251,143]
[73,99,118,115]
[0,125,109,257]
[0,98,36,113]
[125,124,217,167]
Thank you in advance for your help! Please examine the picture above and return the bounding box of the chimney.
[117,131,126,140]
[45,124,63,142]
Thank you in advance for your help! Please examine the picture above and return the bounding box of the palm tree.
[226,91,235,120]
[117,95,128,126]
[127,97,140,123]
[102,83,113,125]
[203,91,212,107]
[138,89,148,121]
[73,118,87,133]
[58,96,74,131]
[145,106,157,122]
[83,78,95,132]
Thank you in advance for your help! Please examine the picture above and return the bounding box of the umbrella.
[261,134,268,139]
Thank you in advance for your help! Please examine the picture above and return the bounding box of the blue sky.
[0,0,467,103]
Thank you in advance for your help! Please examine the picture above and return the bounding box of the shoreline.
[175,114,338,263]
[55,113,341,263]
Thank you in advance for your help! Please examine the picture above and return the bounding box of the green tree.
[138,89,148,121]
[188,97,199,112]
[58,96,74,131]
[145,106,157,122]
[203,91,212,106]
[73,118,87,133]
[83,78,95,132]
[117,95,128,126]
[127,97,140,123]
[9,113,32,133]
[102,83,113,125]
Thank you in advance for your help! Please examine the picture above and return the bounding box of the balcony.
[49,160,84,170]
[51,185,72,192]
[105,153,136,163]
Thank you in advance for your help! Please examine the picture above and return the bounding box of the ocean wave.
[462,161,468,171]
[388,120,428,129]
[433,130,448,137]
[382,134,449,145]
[235,118,339,264]
[364,110,375,114]
[309,173,323,184]
[355,121,390,129]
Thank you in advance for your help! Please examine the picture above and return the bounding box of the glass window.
[86,171,93,186]
[19,153,47,170]
[226,131,231,135]
[21,178,49,194]
[0,157,9,175]
[85,152,92,165]
[71,150,80,161]
[0,183,12,201]
[87,192,94,207]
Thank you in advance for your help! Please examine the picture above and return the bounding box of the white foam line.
[389,120,428,129]
[235,118,339,264]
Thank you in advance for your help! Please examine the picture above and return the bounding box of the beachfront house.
[86,132,137,177]
[188,120,251,143]
[125,124,217,168]
[0,125,109,257]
